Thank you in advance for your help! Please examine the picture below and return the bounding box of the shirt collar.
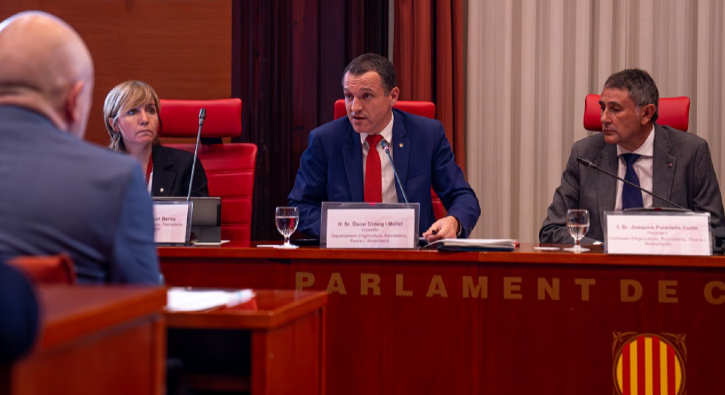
[617,124,655,157]
[360,113,395,147]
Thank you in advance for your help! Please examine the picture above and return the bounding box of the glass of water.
[275,206,299,249]
[564,209,590,253]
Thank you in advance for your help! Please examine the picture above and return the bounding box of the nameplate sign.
[604,211,711,255]
[153,201,193,245]
[320,202,420,249]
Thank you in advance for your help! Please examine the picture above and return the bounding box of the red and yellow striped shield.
[613,334,684,395]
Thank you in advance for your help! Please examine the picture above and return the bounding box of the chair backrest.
[8,254,77,285]
[159,98,257,244]
[583,94,690,132]
[333,99,446,220]
[333,99,436,120]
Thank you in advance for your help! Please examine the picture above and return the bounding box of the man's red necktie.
[364,134,384,203]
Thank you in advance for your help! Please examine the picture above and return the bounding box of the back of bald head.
[0,11,94,136]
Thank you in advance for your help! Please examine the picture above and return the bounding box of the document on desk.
[423,238,518,252]
[166,288,256,312]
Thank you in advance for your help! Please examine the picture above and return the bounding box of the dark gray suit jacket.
[0,106,160,284]
[540,124,725,244]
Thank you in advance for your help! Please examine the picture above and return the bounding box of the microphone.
[381,140,409,203]
[187,108,206,201]
[575,156,687,210]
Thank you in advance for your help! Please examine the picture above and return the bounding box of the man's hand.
[423,216,460,242]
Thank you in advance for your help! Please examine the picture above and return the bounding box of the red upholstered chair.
[159,98,257,244]
[8,254,77,285]
[333,100,446,219]
[583,94,690,132]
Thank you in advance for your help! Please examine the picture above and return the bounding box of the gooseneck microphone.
[576,156,687,210]
[187,108,206,201]
[381,140,409,204]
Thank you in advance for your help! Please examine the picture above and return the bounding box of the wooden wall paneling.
[0,1,232,146]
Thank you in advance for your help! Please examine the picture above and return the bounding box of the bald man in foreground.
[0,12,160,284]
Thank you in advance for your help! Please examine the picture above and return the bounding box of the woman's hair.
[104,80,161,152]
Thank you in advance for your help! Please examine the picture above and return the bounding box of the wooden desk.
[159,243,725,395]
[3,286,167,395]
[166,290,327,395]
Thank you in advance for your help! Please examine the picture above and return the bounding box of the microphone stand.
[381,140,409,203]
[187,108,206,201]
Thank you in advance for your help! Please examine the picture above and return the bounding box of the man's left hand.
[423,216,460,242]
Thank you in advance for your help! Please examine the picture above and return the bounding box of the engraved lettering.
[462,276,488,299]
[295,272,314,290]
[621,279,643,302]
[326,272,347,294]
[426,275,448,297]
[658,280,677,303]
[538,278,560,300]
[504,277,522,300]
[396,274,413,296]
[704,281,725,305]
[361,273,381,296]
[575,278,596,301]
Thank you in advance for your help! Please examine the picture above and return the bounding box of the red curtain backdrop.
[394,0,465,171]
[233,0,389,240]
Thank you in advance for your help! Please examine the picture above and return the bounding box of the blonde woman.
[104,80,208,197]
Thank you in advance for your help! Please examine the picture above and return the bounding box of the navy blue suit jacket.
[288,109,480,238]
[0,106,160,284]
[0,262,38,364]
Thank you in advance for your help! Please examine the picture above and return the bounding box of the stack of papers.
[166,288,256,312]
[423,238,518,252]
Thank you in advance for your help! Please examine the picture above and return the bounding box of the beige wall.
[467,0,725,243]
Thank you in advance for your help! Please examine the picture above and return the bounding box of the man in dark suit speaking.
[0,12,159,284]
[288,53,480,241]
[540,69,725,244]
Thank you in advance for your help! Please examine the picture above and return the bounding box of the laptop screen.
[152,197,221,243]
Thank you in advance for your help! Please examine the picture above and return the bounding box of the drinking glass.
[275,206,299,249]
[564,209,590,253]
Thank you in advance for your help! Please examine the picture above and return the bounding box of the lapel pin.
[399,143,403,148]
[160,188,164,193]
[667,163,673,168]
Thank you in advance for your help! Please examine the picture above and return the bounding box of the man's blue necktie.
[621,153,643,209]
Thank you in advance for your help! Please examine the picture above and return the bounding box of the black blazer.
[151,145,209,197]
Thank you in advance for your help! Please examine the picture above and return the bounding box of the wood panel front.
[6,286,167,395]
[159,244,725,395]
[166,290,327,395]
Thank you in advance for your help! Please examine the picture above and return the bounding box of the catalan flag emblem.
[612,332,686,395]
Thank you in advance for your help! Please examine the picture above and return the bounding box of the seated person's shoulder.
[396,109,442,128]
[660,125,707,146]
[64,136,141,175]
[307,117,353,142]
[570,132,608,154]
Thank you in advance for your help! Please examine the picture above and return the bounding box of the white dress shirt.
[361,114,398,203]
[615,126,655,210]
